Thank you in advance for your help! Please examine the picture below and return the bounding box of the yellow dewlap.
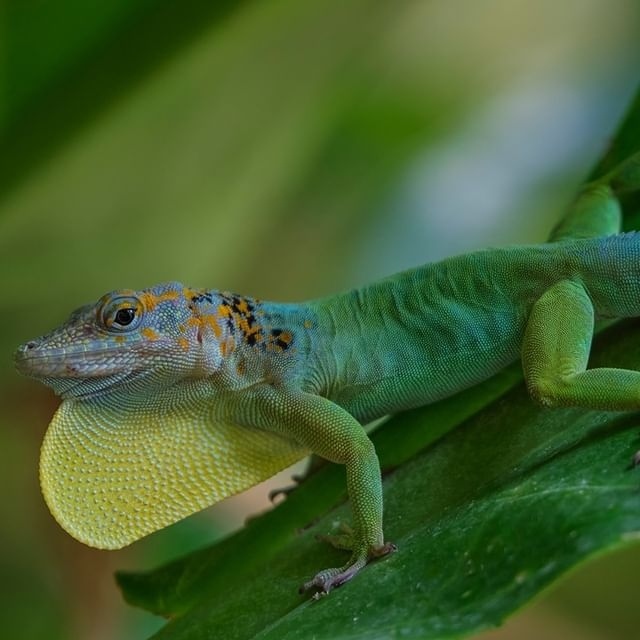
[39,390,308,549]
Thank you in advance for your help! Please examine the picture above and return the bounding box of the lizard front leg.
[239,386,395,594]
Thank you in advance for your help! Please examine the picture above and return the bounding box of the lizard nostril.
[24,341,37,351]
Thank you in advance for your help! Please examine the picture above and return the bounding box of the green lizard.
[14,151,640,595]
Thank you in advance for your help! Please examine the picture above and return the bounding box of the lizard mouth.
[14,342,132,379]
[14,343,149,400]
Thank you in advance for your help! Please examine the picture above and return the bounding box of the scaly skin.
[14,152,640,595]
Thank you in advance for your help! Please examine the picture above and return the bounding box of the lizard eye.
[100,296,142,332]
[115,308,136,326]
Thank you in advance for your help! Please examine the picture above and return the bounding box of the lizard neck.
[193,291,318,391]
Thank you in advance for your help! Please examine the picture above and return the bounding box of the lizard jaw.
[14,342,136,378]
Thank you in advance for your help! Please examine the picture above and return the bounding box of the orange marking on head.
[114,336,126,344]
[202,314,222,339]
[140,290,179,311]
[187,314,221,339]
[237,316,262,337]
[141,327,160,341]
[177,337,190,351]
[237,317,249,334]
[236,360,246,375]
[303,320,313,329]
[185,317,203,343]
[279,331,293,344]
[220,336,235,357]
[139,292,157,310]
[235,298,250,314]
[217,304,232,318]
[182,287,202,299]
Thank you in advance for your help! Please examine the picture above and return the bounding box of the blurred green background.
[2,1,640,638]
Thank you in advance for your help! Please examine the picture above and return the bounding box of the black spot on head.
[245,313,257,328]
[246,333,258,346]
[269,328,293,351]
[190,292,214,304]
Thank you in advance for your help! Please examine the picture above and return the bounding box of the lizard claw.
[300,541,397,597]
[299,560,366,596]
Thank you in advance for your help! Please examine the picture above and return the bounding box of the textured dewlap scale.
[40,389,307,548]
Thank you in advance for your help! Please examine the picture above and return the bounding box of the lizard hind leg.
[522,272,640,478]
[549,150,640,243]
[548,184,622,242]
[605,150,640,196]
[523,279,640,466]
[523,279,640,411]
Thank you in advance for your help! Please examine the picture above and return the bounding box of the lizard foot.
[300,541,397,597]
[633,450,640,468]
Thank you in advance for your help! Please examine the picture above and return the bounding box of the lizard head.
[14,282,224,399]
